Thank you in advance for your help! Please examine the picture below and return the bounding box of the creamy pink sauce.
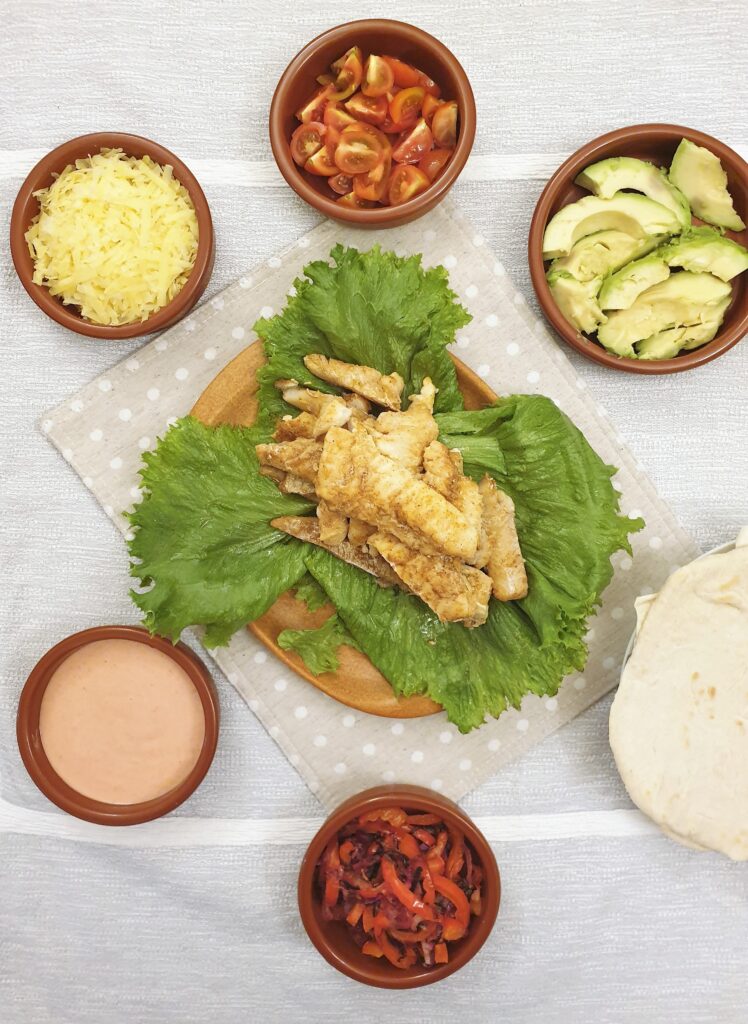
[39,639,205,805]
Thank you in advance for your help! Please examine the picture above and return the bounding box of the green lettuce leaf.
[277,613,360,675]
[292,573,331,613]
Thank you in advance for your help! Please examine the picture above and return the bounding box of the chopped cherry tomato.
[334,123,389,175]
[432,100,458,148]
[323,102,359,132]
[418,148,452,182]
[289,121,326,166]
[353,156,391,202]
[380,117,416,135]
[391,118,433,164]
[337,192,375,209]
[328,46,363,101]
[422,93,441,122]
[381,55,421,87]
[389,86,425,126]
[295,85,331,124]
[328,172,353,195]
[388,164,430,206]
[316,72,334,86]
[305,144,338,176]
[362,54,395,97]
[345,93,387,125]
[418,72,441,97]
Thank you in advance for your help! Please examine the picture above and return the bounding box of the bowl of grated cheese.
[10,132,214,339]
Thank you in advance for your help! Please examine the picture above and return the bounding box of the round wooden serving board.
[191,341,498,719]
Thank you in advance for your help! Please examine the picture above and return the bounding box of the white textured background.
[1,1,747,1022]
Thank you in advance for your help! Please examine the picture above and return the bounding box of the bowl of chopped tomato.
[297,785,500,988]
[270,19,476,227]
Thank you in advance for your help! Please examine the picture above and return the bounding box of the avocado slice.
[550,230,662,283]
[661,226,748,282]
[542,192,682,259]
[547,269,607,334]
[597,272,732,357]
[636,312,728,360]
[598,253,671,310]
[669,139,745,232]
[576,156,691,230]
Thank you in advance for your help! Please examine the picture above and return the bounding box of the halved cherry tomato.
[295,85,331,124]
[432,100,458,148]
[389,86,425,127]
[388,164,430,206]
[418,147,452,181]
[353,155,391,202]
[380,117,416,135]
[337,192,375,209]
[362,54,395,97]
[392,118,433,164]
[289,121,326,166]
[334,123,389,175]
[422,93,441,122]
[344,93,387,125]
[305,144,338,176]
[328,46,363,101]
[316,72,334,86]
[324,102,359,132]
[381,55,421,88]
[418,71,441,97]
[329,172,353,195]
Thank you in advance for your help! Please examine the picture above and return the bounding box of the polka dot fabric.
[41,199,699,810]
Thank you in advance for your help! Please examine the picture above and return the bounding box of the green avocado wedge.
[549,229,662,283]
[542,192,682,259]
[598,253,671,311]
[661,227,748,282]
[576,156,691,230]
[547,270,606,334]
[669,139,745,232]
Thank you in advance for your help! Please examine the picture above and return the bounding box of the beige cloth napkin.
[42,199,698,809]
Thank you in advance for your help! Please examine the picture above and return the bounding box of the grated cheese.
[26,148,199,326]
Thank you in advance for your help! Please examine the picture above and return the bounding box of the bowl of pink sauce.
[17,625,219,825]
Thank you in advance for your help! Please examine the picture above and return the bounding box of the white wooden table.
[1,2,746,1021]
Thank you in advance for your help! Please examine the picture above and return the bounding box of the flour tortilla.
[609,532,748,860]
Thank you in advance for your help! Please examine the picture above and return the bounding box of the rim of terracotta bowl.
[10,132,215,339]
[528,123,748,374]
[16,625,220,825]
[297,785,500,988]
[269,19,476,228]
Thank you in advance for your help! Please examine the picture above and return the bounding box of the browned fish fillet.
[369,532,491,627]
[278,474,317,498]
[273,412,318,441]
[423,440,483,546]
[367,378,438,471]
[312,398,352,437]
[304,354,404,411]
[347,517,376,547]
[316,423,479,561]
[271,516,402,586]
[255,438,322,483]
[259,465,285,482]
[317,500,348,545]
[479,475,528,601]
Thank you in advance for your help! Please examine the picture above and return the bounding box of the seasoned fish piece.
[255,438,322,483]
[423,440,483,543]
[271,516,402,586]
[479,476,528,601]
[273,412,318,441]
[312,398,352,437]
[344,393,372,419]
[275,381,333,416]
[303,354,404,411]
[317,500,348,545]
[368,378,438,472]
[347,517,376,547]
[316,424,479,561]
[369,532,491,627]
[278,473,317,499]
[259,465,285,482]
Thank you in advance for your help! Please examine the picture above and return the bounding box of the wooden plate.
[191,341,497,718]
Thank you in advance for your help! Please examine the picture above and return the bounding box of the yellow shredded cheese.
[25,148,199,326]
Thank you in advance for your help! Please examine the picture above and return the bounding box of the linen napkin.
[42,199,698,809]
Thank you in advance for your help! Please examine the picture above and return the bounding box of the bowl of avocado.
[528,124,748,373]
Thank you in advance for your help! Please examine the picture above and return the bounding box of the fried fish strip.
[255,438,322,483]
[423,440,483,546]
[316,424,479,561]
[367,378,438,471]
[273,412,319,441]
[303,354,404,410]
[479,475,528,601]
[271,516,402,586]
[369,532,491,627]
[278,473,317,499]
[347,517,376,547]
[317,500,348,545]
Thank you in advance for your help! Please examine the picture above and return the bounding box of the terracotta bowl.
[528,124,748,374]
[10,132,215,339]
[17,625,220,825]
[269,19,476,227]
[297,785,500,988]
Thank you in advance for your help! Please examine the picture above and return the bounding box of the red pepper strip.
[395,829,420,859]
[389,922,438,944]
[362,940,384,958]
[339,840,355,865]
[433,875,470,940]
[432,829,448,857]
[359,807,408,826]
[469,887,482,916]
[381,857,436,921]
[406,813,443,826]
[426,852,445,876]
[445,829,464,879]
[346,902,365,926]
[362,906,376,935]
[413,828,435,847]
[434,942,449,964]
[374,918,416,969]
[419,860,436,904]
[322,840,341,909]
